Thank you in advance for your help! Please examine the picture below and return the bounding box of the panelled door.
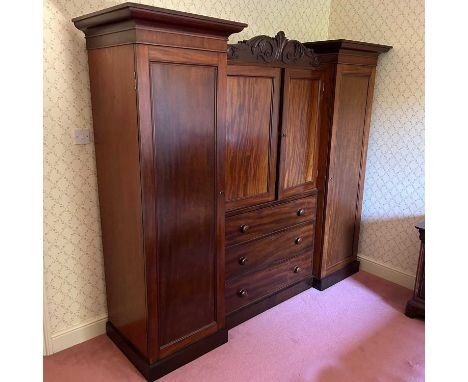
[322,64,376,275]
[225,65,281,211]
[137,45,225,360]
[278,68,325,199]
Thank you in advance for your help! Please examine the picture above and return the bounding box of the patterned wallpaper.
[328,0,425,274]
[43,0,332,336]
[44,0,424,340]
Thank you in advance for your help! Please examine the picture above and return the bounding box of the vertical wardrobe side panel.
[322,64,375,276]
[87,45,148,358]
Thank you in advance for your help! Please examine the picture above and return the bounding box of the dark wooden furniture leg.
[405,221,425,319]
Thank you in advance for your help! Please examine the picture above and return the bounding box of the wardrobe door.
[225,65,281,211]
[321,64,376,275]
[278,68,324,199]
[139,46,225,359]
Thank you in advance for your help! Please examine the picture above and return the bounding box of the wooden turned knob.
[297,208,305,216]
[294,266,301,273]
[240,224,250,233]
[238,289,248,297]
[295,237,303,245]
[239,256,248,265]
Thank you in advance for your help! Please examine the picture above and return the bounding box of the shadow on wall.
[358,214,425,276]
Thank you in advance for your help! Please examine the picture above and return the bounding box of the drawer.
[226,222,314,279]
[225,252,312,314]
[226,195,317,246]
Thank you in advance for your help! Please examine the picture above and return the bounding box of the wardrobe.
[224,33,391,326]
[73,3,390,381]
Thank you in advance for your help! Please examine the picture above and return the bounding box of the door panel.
[150,62,217,349]
[225,65,280,211]
[322,65,373,273]
[278,69,323,198]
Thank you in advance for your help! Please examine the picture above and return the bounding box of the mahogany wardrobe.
[73,3,391,380]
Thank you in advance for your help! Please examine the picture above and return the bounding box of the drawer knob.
[294,266,301,273]
[239,256,248,265]
[238,289,248,298]
[297,208,305,217]
[295,237,303,245]
[240,224,250,233]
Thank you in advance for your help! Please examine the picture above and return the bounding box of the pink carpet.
[44,271,425,381]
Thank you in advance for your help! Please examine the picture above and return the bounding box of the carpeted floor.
[43,271,425,382]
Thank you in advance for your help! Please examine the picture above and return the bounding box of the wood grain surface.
[226,195,317,246]
[150,62,218,349]
[225,65,280,211]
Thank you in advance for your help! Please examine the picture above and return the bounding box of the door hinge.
[133,71,137,90]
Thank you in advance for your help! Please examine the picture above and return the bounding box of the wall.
[43,0,332,353]
[44,0,425,354]
[327,0,425,287]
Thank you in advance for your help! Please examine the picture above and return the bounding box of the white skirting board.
[44,256,415,354]
[358,254,415,290]
[47,314,108,355]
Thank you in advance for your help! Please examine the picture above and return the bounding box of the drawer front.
[226,222,314,279]
[225,252,312,314]
[226,195,317,246]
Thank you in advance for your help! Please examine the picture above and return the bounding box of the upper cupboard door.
[278,69,324,199]
[225,65,281,211]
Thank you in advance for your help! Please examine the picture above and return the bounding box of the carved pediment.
[227,31,319,67]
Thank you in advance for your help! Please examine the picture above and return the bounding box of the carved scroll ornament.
[227,31,319,67]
